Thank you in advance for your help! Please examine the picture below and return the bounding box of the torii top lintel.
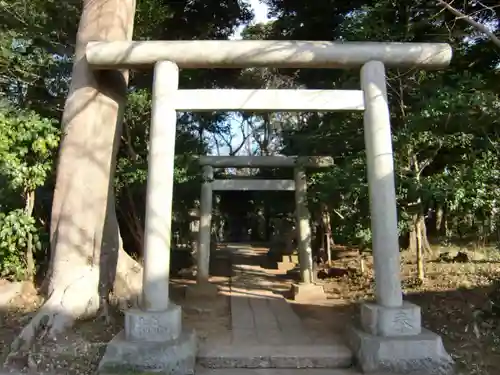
[86,40,452,70]
[198,156,334,168]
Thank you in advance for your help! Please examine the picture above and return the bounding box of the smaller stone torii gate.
[193,155,334,301]
[88,40,454,375]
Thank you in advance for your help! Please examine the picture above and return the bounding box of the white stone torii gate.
[90,40,454,375]
[193,155,335,302]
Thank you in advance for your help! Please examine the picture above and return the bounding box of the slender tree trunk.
[445,207,451,240]
[24,190,36,282]
[408,225,417,252]
[419,214,432,254]
[435,204,444,235]
[9,0,140,354]
[320,203,332,264]
[491,205,498,242]
[413,209,428,281]
[416,217,425,281]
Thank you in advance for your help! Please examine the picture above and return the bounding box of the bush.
[0,105,59,281]
[0,209,43,280]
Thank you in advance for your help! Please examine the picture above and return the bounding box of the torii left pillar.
[98,61,196,375]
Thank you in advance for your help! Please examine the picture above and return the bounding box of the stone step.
[196,368,361,375]
[197,344,353,369]
[195,368,406,375]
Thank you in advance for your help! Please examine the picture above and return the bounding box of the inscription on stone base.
[361,301,421,337]
[125,304,182,342]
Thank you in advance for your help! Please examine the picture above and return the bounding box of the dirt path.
[222,244,353,345]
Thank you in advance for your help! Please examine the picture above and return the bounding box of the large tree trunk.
[9,0,139,354]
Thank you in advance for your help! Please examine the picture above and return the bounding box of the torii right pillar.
[347,61,453,374]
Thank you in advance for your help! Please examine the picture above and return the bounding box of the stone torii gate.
[88,40,454,375]
[191,155,335,302]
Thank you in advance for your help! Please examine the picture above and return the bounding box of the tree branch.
[437,0,500,48]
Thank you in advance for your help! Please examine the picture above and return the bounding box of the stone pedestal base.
[98,303,197,375]
[347,326,454,374]
[185,282,219,299]
[98,330,196,375]
[290,283,327,302]
[347,302,454,374]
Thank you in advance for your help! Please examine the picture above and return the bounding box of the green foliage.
[0,107,59,195]
[0,209,42,279]
[0,105,59,280]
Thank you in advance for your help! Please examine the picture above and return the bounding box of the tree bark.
[8,0,139,354]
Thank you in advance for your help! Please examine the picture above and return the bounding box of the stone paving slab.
[231,296,256,330]
[228,248,319,346]
[251,298,279,330]
[197,344,353,369]
[268,298,302,328]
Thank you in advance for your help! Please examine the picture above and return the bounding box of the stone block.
[277,261,296,272]
[277,263,293,272]
[361,301,421,337]
[98,330,197,375]
[277,254,299,272]
[125,304,181,342]
[197,344,352,369]
[290,283,327,302]
[281,254,299,264]
[347,326,454,374]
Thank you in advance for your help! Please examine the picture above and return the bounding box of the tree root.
[113,246,143,309]
[5,266,100,363]
[5,249,143,366]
